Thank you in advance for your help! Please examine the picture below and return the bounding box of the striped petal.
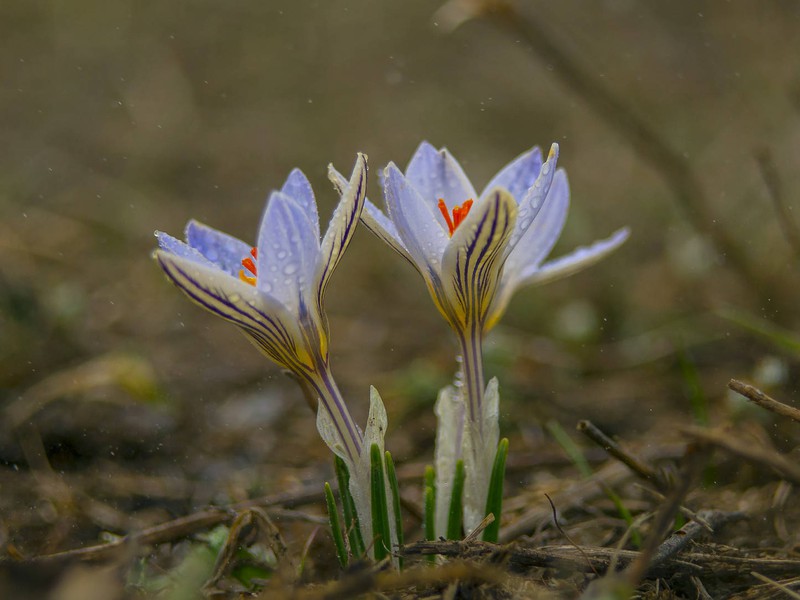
[506,143,559,253]
[281,169,320,241]
[184,220,252,277]
[441,188,517,328]
[257,191,320,313]
[406,141,478,220]
[481,146,543,203]
[154,249,312,372]
[318,153,368,300]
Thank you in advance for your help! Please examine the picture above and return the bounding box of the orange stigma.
[437,198,474,236]
[238,247,258,286]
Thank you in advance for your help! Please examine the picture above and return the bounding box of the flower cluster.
[154,142,627,562]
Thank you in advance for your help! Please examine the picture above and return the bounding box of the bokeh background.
[2,0,800,592]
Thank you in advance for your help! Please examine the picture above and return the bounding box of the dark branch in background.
[755,148,800,261]
[440,1,779,304]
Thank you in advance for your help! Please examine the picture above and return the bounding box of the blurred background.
[1,0,800,585]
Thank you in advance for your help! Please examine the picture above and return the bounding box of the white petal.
[383,162,449,276]
[155,231,217,269]
[406,141,478,219]
[507,143,560,253]
[281,169,320,241]
[184,220,253,276]
[481,146,543,203]
[517,227,630,287]
[257,190,320,313]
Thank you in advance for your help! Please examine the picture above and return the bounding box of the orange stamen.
[238,247,258,286]
[437,198,474,236]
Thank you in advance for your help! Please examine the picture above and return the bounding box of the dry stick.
[487,4,768,297]
[681,425,800,485]
[577,420,671,491]
[729,379,800,424]
[755,148,800,261]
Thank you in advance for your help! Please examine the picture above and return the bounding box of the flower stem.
[303,367,364,463]
[457,327,486,437]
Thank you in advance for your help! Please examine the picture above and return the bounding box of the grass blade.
[446,460,465,540]
[370,443,392,561]
[482,438,508,543]
[334,456,365,558]
[324,482,348,568]
[423,465,436,564]
[384,451,404,570]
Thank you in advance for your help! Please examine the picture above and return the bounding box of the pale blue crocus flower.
[154,155,396,553]
[359,142,629,533]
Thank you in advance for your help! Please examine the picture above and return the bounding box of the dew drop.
[283,264,297,275]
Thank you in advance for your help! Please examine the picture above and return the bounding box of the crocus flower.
[154,155,396,555]
[357,142,628,532]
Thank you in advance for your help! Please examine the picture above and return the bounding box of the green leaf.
[324,482,348,568]
[384,451,404,570]
[334,455,365,557]
[446,460,465,540]
[370,443,392,561]
[547,420,592,478]
[482,438,509,543]
[423,465,436,564]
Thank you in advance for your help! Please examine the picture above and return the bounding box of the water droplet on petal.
[283,264,297,275]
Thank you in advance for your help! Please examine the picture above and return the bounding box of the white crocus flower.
[357,142,628,533]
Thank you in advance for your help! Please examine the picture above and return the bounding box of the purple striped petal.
[481,146,543,203]
[281,168,320,241]
[318,153,368,300]
[154,249,312,372]
[184,220,252,276]
[361,199,415,266]
[441,188,517,327]
[405,141,478,222]
[257,191,320,312]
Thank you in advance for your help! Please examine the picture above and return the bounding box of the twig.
[577,420,671,491]
[750,572,800,600]
[729,379,800,424]
[755,148,800,261]
[681,425,800,485]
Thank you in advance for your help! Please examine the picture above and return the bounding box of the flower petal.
[281,168,320,241]
[516,227,630,288]
[481,146,543,202]
[361,199,415,265]
[383,162,449,276]
[257,190,321,313]
[318,153,368,300]
[441,187,517,327]
[155,231,218,269]
[507,143,559,253]
[184,220,253,276]
[154,249,312,371]
[406,141,478,218]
